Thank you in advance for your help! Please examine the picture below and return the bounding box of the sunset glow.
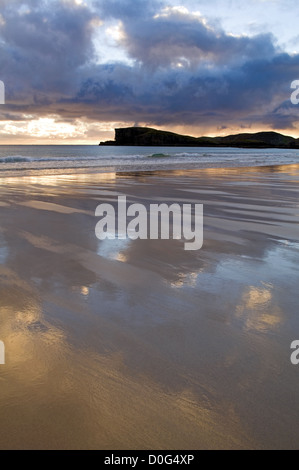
[0,0,299,143]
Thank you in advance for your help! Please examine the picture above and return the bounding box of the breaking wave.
[0,147,299,173]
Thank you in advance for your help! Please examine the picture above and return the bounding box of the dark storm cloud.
[0,0,298,131]
[0,0,97,96]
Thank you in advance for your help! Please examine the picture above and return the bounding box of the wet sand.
[0,165,299,449]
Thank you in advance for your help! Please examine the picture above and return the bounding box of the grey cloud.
[1,0,98,96]
[117,9,277,68]
[0,0,298,133]
[97,0,161,20]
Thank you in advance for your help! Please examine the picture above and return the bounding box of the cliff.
[100,127,299,149]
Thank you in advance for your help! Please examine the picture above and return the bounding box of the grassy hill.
[100,127,299,149]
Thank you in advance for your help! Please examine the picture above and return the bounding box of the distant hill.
[100,127,299,149]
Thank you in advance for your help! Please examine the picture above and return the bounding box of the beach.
[0,164,299,449]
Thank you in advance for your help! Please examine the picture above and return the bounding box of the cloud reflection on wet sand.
[0,165,299,449]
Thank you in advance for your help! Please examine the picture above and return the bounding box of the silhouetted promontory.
[100,127,299,149]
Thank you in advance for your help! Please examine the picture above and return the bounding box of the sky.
[0,0,299,144]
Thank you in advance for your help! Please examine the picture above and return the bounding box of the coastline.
[2,0,299,451]
[1,159,299,179]
[0,144,299,176]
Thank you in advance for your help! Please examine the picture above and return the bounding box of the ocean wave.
[147,153,171,159]
[0,155,106,163]
[0,156,35,163]
[0,154,144,164]
[0,149,299,172]
[0,152,285,164]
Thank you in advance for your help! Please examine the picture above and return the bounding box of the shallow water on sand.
[0,165,299,449]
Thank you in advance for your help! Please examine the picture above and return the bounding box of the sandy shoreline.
[0,164,299,449]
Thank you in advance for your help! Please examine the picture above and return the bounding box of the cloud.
[111,5,277,68]
[97,0,161,20]
[0,0,98,96]
[0,0,298,138]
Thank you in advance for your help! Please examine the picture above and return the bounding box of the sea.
[0,145,299,175]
